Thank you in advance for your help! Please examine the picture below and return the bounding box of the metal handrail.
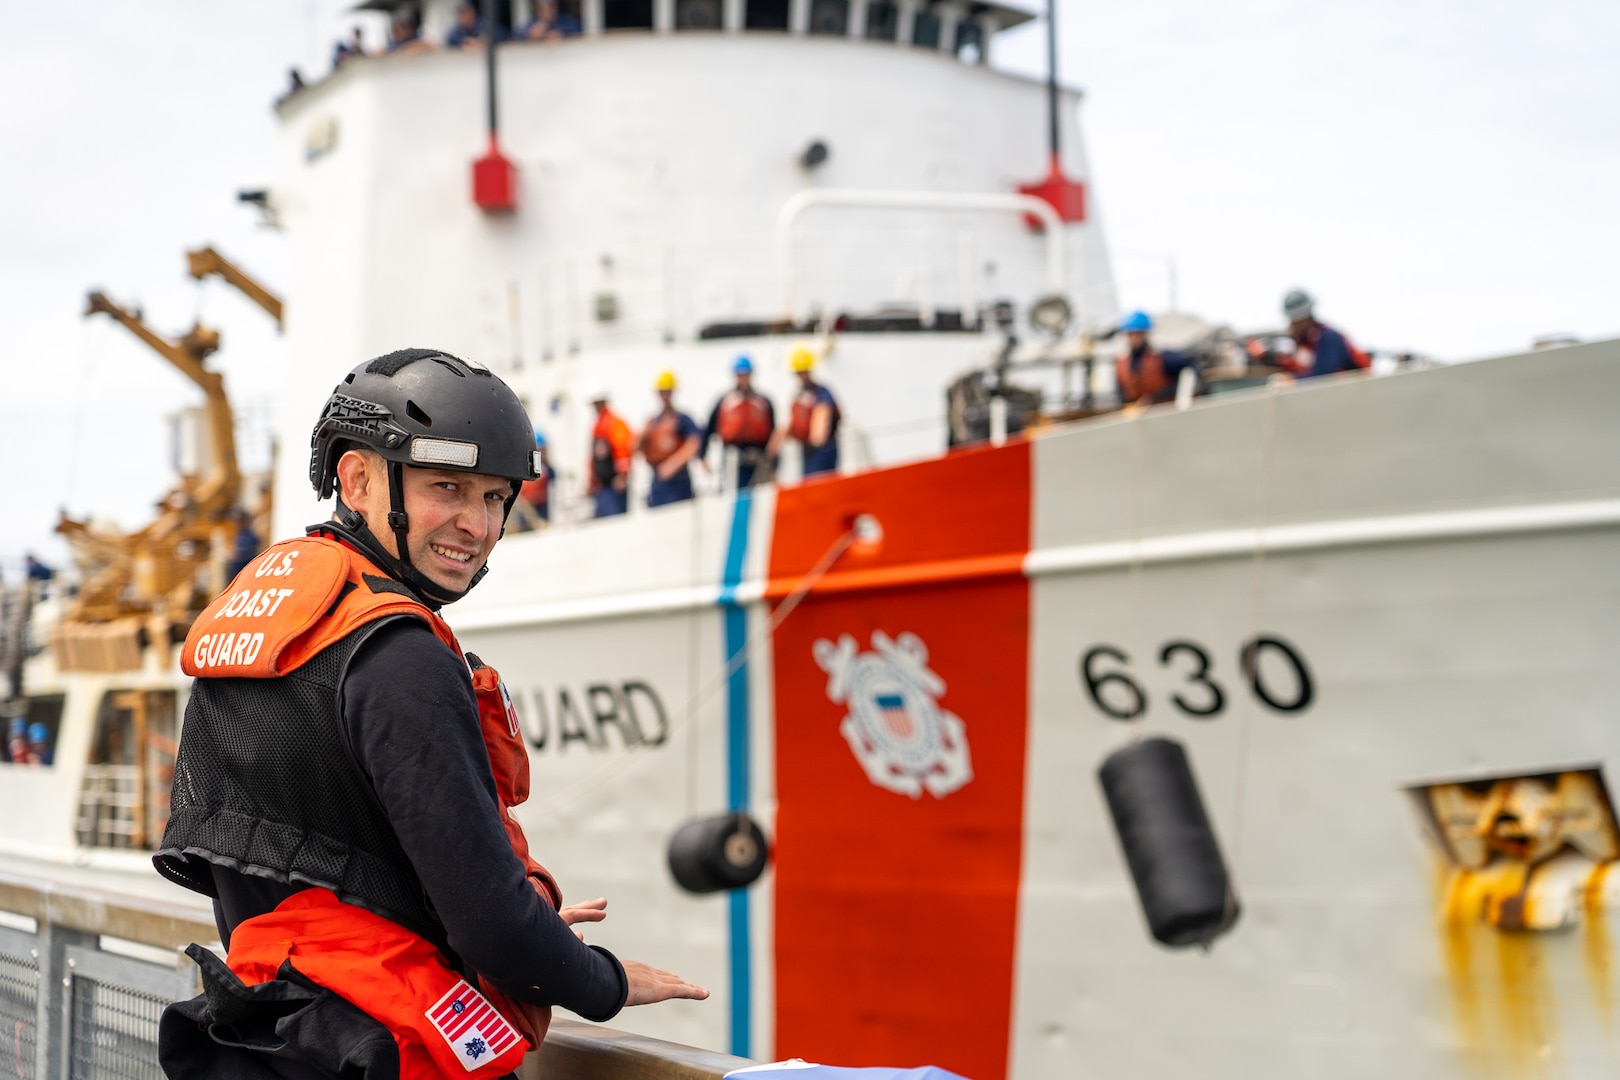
[0,866,753,1079]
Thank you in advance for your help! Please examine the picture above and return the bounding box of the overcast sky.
[2,1,1616,570]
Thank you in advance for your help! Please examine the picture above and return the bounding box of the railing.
[0,867,752,1080]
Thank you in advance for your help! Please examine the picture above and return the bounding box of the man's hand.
[622,959,709,1006]
[559,897,608,940]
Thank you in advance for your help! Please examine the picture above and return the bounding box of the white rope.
[532,523,858,813]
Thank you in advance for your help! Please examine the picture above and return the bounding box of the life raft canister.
[716,393,772,446]
[1097,736,1239,948]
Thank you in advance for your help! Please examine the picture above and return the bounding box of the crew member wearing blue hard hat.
[1282,290,1368,379]
[701,355,776,489]
[1115,311,1198,407]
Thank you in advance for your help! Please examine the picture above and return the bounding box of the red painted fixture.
[471,0,517,213]
[473,137,517,213]
[1017,0,1085,229]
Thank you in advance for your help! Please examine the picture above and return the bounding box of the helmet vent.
[430,357,469,378]
[405,400,432,428]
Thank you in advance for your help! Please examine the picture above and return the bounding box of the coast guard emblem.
[813,630,973,799]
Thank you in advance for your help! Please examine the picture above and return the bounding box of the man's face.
[340,451,510,595]
[1288,315,1312,335]
[1126,330,1147,350]
[459,5,478,27]
[658,389,673,407]
[736,372,753,392]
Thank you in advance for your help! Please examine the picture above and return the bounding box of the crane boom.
[186,246,284,329]
[83,291,240,515]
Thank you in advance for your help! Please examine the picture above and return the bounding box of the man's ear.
[334,450,375,511]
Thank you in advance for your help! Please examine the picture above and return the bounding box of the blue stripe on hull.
[719,490,754,1058]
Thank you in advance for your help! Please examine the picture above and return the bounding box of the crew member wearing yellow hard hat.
[639,370,703,507]
[770,346,841,478]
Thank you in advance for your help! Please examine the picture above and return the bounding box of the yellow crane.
[51,249,282,671]
[187,246,284,330]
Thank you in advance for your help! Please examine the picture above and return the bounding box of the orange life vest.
[716,391,772,446]
[787,383,838,446]
[520,471,548,509]
[1116,349,1169,403]
[182,535,560,1073]
[589,410,634,491]
[639,411,684,466]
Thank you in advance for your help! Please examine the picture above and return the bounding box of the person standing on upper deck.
[701,356,776,489]
[1281,289,1369,379]
[1114,311,1197,407]
[445,2,490,47]
[588,389,634,518]
[522,0,582,40]
[639,371,703,508]
[770,345,841,478]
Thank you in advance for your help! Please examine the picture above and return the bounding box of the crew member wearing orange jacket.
[769,346,840,478]
[701,356,776,488]
[154,350,705,1079]
[1115,310,1198,407]
[587,387,635,518]
[639,371,703,508]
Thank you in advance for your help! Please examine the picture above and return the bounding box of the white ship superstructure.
[266,1,1114,535]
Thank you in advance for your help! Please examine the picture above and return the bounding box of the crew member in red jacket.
[587,387,635,518]
[154,349,705,1079]
[701,355,776,488]
[1115,310,1197,407]
[770,345,840,478]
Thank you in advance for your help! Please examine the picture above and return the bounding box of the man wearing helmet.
[1281,289,1369,379]
[155,350,705,1078]
[1114,311,1198,407]
[701,355,776,489]
[769,346,840,479]
[639,370,703,508]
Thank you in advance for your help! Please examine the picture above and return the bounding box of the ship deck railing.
[0,864,750,1079]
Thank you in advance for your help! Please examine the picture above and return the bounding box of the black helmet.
[307,348,539,607]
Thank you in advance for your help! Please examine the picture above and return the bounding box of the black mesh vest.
[155,617,444,945]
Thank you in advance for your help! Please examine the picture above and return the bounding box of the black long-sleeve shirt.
[210,618,626,1022]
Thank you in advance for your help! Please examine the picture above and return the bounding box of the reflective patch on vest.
[426,980,521,1071]
[497,678,520,739]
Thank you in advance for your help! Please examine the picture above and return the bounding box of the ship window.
[911,8,940,47]
[864,1,897,40]
[76,689,178,851]
[3,694,64,767]
[807,0,847,35]
[745,0,790,30]
[953,18,981,60]
[604,0,654,29]
[675,0,722,28]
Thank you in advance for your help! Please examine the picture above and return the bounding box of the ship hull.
[447,341,1620,1078]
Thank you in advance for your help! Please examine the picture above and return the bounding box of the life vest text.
[193,631,267,670]
[254,550,301,578]
[213,588,297,620]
